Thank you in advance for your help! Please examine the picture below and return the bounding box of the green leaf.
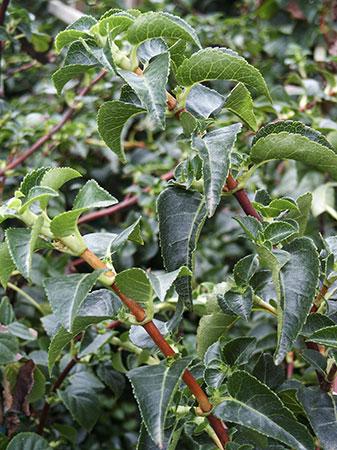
[186,84,224,118]
[176,48,270,100]
[73,180,118,209]
[67,15,97,31]
[157,187,207,308]
[235,216,263,241]
[19,167,50,196]
[301,349,327,374]
[119,52,170,130]
[50,209,86,240]
[19,186,58,213]
[48,289,121,372]
[234,254,259,286]
[214,371,314,450]
[93,12,134,37]
[84,217,143,258]
[127,12,201,48]
[252,353,285,389]
[148,267,191,302]
[64,39,111,70]
[6,432,51,450]
[307,325,337,348]
[297,386,337,450]
[127,357,191,448]
[55,29,92,52]
[137,38,168,64]
[263,220,298,245]
[222,336,256,367]
[0,242,15,288]
[192,123,242,217]
[251,121,337,180]
[197,312,237,357]
[97,100,145,163]
[40,167,81,191]
[274,238,319,364]
[58,383,101,431]
[225,82,258,131]
[287,193,312,236]
[0,332,19,364]
[6,218,43,279]
[115,268,152,307]
[53,64,95,95]
[218,288,253,321]
[44,271,102,331]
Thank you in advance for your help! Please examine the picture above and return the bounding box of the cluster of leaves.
[1,1,337,449]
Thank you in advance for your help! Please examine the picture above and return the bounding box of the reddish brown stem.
[37,357,78,434]
[0,0,10,26]
[79,249,229,447]
[0,69,107,177]
[225,173,261,220]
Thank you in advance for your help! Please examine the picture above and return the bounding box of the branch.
[79,248,229,447]
[0,69,107,177]
[37,357,77,434]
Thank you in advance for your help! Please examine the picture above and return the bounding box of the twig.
[0,69,107,177]
[37,357,77,434]
[0,0,10,26]
[6,60,38,76]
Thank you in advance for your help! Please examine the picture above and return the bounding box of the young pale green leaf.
[115,268,152,307]
[40,167,81,191]
[0,332,19,364]
[0,242,15,288]
[6,218,43,280]
[214,371,314,450]
[44,271,102,331]
[297,386,337,450]
[148,267,191,302]
[119,52,170,130]
[127,12,201,48]
[157,187,207,308]
[53,64,95,95]
[218,288,253,321]
[225,82,258,131]
[275,238,319,364]
[127,357,191,448]
[73,180,118,209]
[307,325,337,349]
[19,186,58,213]
[50,209,86,239]
[193,124,242,217]
[197,312,237,357]
[97,100,145,163]
[186,84,224,118]
[6,432,51,450]
[58,383,101,431]
[55,29,92,52]
[251,121,337,180]
[263,220,298,245]
[176,48,270,100]
[48,289,121,372]
[93,13,134,37]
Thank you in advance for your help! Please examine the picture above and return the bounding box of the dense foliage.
[1,1,337,449]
